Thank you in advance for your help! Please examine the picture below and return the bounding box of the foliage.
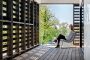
[39,5,69,44]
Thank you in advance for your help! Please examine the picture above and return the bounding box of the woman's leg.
[55,34,66,48]
[56,39,60,47]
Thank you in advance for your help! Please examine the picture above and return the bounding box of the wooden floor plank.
[62,48,69,60]
[79,48,84,60]
[29,46,50,60]
[38,48,53,60]
[76,48,80,60]
[48,48,59,60]
[52,48,63,60]
[58,48,66,60]
[20,46,43,59]
[67,48,73,60]
[44,48,56,60]
[14,46,42,60]
[71,48,76,60]
[14,45,84,60]
[14,46,50,60]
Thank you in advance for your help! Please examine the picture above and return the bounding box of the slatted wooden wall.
[0,0,39,60]
[73,4,84,47]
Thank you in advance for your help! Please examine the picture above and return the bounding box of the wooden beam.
[0,22,3,60]
[7,0,13,59]
[0,0,3,19]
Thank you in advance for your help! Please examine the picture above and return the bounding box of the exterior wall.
[84,0,90,60]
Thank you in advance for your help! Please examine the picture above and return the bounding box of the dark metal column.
[80,6,82,48]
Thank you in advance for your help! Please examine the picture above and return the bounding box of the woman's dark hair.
[69,24,74,31]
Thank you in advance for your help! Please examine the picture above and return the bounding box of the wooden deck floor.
[14,43,84,60]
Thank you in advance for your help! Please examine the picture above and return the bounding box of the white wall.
[84,0,90,60]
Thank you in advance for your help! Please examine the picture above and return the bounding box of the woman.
[55,24,74,48]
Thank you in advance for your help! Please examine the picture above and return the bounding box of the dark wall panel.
[0,0,39,59]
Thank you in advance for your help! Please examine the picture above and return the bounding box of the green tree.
[39,5,69,44]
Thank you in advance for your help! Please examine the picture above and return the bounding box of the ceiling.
[35,0,80,4]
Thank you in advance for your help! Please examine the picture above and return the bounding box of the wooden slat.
[36,4,39,45]
[7,23,13,59]
[16,24,19,54]
[30,25,34,47]
[0,0,3,19]
[28,0,30,24]
[27,26,30,48]
[26,0,30,48]
[16,0,19,22]
[0,22,3,59]
[21,0,25,22]
[22,25,26,50]
[7,0,13,59]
